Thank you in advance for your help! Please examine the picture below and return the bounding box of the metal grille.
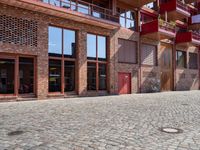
[0,15,38,47]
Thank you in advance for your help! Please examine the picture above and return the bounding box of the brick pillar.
[77,30,87,96]
[36,22,49,99]
[109,30,117,94]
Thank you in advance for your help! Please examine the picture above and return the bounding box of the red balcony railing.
[176,0,189,12]
[192,32,200,41]
[160,0,190,14]
[38,0,118,22]
[176,31,200,44]
[159,20,176,33]
[141,19,176,35]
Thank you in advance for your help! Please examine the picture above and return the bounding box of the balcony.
[141,19,176,40]
[160,0,190,21]
[176,31,200,46]
[0,0,120,29]
[117,0,156,8]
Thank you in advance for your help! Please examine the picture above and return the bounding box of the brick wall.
[110,28,140,94]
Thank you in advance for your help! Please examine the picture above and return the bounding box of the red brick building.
[0,0,199,100]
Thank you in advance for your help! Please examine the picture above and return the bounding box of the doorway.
[118,72,131,94]
[0,55,36,98]
[160,43,173,91]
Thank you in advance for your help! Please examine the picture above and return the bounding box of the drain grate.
[7,130,24,136]
[159,127,183,134]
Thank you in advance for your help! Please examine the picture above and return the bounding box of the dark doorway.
[19,57,34,94]
[118,72,131,94]
[64,61,75,92]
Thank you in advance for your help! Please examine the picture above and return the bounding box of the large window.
[0,57,35,95]
[176,50,186,68]
[141,44,157,66]
[117,8,136,31]
[87,34,107,91]
[0,59,15,94]
[189,53,198,69]
[48,26,76,93]
[118,39,137,63]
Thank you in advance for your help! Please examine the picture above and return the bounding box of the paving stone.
[0,91,200,149]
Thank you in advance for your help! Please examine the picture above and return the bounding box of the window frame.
[48,25,77,94]
[118,38,138,64]
[87,33,108,92]
[117,8,137,31]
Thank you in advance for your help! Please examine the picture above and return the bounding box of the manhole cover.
[159,127,183,134]
[7,130,24,136]
[182,104,189,106]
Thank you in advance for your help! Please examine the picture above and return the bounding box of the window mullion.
[96,35,99,91]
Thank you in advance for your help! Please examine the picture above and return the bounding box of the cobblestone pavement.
[1,91,200,150]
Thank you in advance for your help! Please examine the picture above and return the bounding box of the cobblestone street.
[1,91,200,150]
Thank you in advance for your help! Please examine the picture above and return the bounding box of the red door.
[118,73,131,94]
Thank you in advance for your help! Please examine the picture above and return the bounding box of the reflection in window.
[64,61,75,92]
[19,58,34,94]
[87,34,97,59]
[48,26,62,56]
[0,59,15,94]
[49,60,61,92]
[98,36,106,60]
[64,29,76,57]
[87,63,96,90]
[118,8,136,31]
[176,50,186,68]
[50,0,60,6]
[87,34,107,60]
[48,26,76,58]
[99,64,106,90]
[78,3,89,14]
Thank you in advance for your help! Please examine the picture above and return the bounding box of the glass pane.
[19,58,34,94]
[87,63,96,90]
[99,64,106,90]
[64,29,76,57]
[176,51,186,68]
[87,34,96,59]
[98,36,106,60]
[64,61,75,92]
[120,17,126,28]
[126,11,134,19]
[48,26,62,57]
[61,0,71,9]
[78,3,89,14]
[0,59,15,94]
[49,59,61,92]
[42,0,49,4]
[126,19,135,30]
[50,0,60,6]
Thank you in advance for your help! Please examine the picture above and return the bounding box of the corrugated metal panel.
[118,39,137,63]
[141,44,156,65]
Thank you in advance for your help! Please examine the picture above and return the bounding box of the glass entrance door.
[19,57,34,94]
